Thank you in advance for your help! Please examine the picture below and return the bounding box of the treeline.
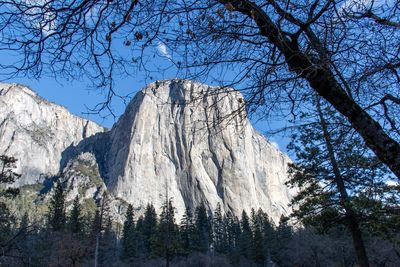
[1,180,400,266]
[119,200,292,266]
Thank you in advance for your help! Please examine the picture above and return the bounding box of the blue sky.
[5,74,291,152]
[0,39,291,153]
[2,0,382,155]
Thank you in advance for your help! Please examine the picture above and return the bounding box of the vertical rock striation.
[0,83,105,186]
[0,80,296,223]
[103,80,295,222]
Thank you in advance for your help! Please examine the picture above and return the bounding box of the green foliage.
[0,155,21,187]
[152,199,180,259]
[3,197,400,266]
[69,196,83,235]
[47,181,66,232]
[225,211,241,263]
[99,217,118,266]
[121,204,136,260]
[140,203,158,258]
[286,103,400,234]
[0,202,12,247]
[213,203,228,254]
[239,211,253,259]
[251,209,265,264]
[180,206,196,255]
[194,202,212,253]
[0,155,23,261]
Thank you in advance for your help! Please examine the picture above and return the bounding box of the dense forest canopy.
[0,0,399,177]
[1,185,399,266]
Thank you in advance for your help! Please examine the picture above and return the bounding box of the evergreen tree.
[92,193,112,267]
[141,203,157,258]
[272,216,293,265]
[121,204,136,260]
[213,203,227,254]
[134,215,145,258]
[239,210,253,259]
[154,199,179,265]
[0,155,21,256]
[225,211,241,262]
[69,196,83,235]
[0,155,20,198]
[179,206,195,255]
[18,212,33,264]
[19,212,30,235]
[251,209,265,264]
[194,202,212,253]
[99,217,117,266]
[47,181,66,232]
[260,210,275,265]
[286,97,399,267]
[91,209,102,246]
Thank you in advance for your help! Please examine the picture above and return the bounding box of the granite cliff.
[0,80,296,223]
[0,83,105,186]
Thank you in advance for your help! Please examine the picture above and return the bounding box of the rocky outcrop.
[0,83,105,186]
[101,80,296,223]
[0,80,296,223]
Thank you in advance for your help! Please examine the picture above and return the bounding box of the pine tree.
[18,212,33,264]
[99,217,117,266]
[141,203,157,258]
[225,211,241,262]
[0,155,20,198]
[213,203,227,254]
[121,204,136,260]
[180,206,195,255]
[134,215,145,258]
[0,155,21,254]
[286,97,399,267]
[47,181,66,232]
[154,199,179,265]
[69,196,83,235]
[92,193,112,267]
[251,208,265,264]
[260,210,275,265]
[194,202,211,253]
[19,212,30,235]
[239,210,252,259]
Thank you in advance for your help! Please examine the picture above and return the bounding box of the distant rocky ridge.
[0,83,105,186]
[0,80,296,223]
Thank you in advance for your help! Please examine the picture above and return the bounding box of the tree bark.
[220,0,400,178]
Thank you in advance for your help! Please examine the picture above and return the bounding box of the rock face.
[0,83,105,186]
[102,80,295,222]
[0,80,296,223]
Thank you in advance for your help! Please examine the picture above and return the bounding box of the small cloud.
[157,42,171,59]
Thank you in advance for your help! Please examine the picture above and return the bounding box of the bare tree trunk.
[94,234,99,267]
[220,0,400,178]
[316,98,370,267]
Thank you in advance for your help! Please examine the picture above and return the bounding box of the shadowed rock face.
[0,80,296,223]
[0,83,105,186]
[102,80,296,222]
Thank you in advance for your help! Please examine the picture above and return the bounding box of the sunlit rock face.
[0,83,105,186]
[0,80,296,223]
[102,80,295,223]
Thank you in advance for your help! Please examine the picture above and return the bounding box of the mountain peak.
[0,80,295,223]
[104,79,294,222]
[0,83,105,186]
[0,82,37,97]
